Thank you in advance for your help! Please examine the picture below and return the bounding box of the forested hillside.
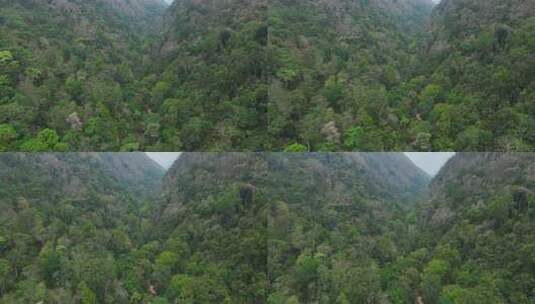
[414,153,535,303]
[1,0,534,151]
[267,0,435,150]
[0,152,533,302]
[0,0,167,151]
[419,0,535,151]
[148,153,268,302]
[269,0,535,151]
[148,0,269,150]
[0,153,165,302]
[0,153,268,302]
[266,153,430,302]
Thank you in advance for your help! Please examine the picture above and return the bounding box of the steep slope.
[418,0,535,150]
[145,0,269,150]
[268,0,535,152]
[266,153,430,302]
[149,153,268,302]
[0,0,167,151]
[0,153,165,302]
[429,152,535,203]
[156,153,428,232]
[85,152,166,198]
[2,152,532,302]
[0,153,165,202]
[429,0,535,47]
[267,0,435,150]
[104,0,169,24]
[0,0,534,152]
[149,152,429,302]
[265,153,429,204]
[414,153,535,303]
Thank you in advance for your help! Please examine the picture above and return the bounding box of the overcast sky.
[404,152,455,176]
[146,152,181,169]
[146,152,454,175]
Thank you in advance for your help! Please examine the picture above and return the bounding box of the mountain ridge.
[0,152,533,301]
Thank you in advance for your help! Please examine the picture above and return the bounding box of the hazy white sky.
[146,152,454,175]
[405,152,455,176]
[146,152,181,169]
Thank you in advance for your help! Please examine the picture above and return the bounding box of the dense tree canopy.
[0,0,533,151]
[0,152,534,302]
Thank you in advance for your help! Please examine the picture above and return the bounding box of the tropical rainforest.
[0,0,533,151]
[0,152,533,303]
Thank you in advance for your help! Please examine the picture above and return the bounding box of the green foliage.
[0,0,167,151]
[265,0,535,151]
[79,282,97,304]
[284,143,308,152]
[20,129,67,152]
[0,0,532,151]
[0,124,17,151]
[0,259,10,293]
[1,152,534,302]
[156,251,179,269]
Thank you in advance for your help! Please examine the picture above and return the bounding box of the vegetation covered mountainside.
[1,0,534,151]
[267,0,435,150]
[421,0,535,151]
[415,153,535,303]
[269,0,535,151]
[0,0,168,151]
[0,153,165,302]
[151,153,269,302]
[1,152,532,302]
[148,0,269,150]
